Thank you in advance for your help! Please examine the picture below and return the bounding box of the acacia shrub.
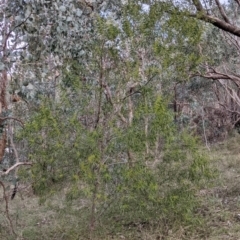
[17,94,214,236]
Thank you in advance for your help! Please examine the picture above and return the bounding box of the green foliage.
[8,0,217,238]
[19,86,214,235]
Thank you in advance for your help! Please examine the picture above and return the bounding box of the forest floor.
[197,134,240,240]
[1,134,240,239]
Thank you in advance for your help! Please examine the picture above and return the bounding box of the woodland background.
[1,0,240,239]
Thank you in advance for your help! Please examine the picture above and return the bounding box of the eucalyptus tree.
[0,0,110,233]
[0,0,28,165]
[170,1,240,141]
[199,2,240,128]
[0,0,119,167]
[132,0,240,141]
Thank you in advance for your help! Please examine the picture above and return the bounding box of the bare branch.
[214,0,231,24]
[221,31,240,52]
[195,67,240,85]
[219,103,240,116]
[234,0,240,6]
[0,117,24,127]
[218,80,240,107]
[166,2,240,37]
[1,162,32,176]
[198,14,240,37]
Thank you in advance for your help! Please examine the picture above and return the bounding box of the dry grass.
[1,134,240,239]
[199,133,240,240]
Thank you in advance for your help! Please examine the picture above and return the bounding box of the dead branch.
[1,162,32,176]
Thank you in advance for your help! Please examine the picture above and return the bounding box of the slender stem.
[201,107,210,151]
[0,181,17,236]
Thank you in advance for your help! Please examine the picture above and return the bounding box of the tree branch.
[197,14,240,37]
[234,0,240,6]
[165,1,240,37]
[192,0,204,12]
[1,162,32,176]
[214,0,231,24]
[0,117,24,127]
[195,67,240,84]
